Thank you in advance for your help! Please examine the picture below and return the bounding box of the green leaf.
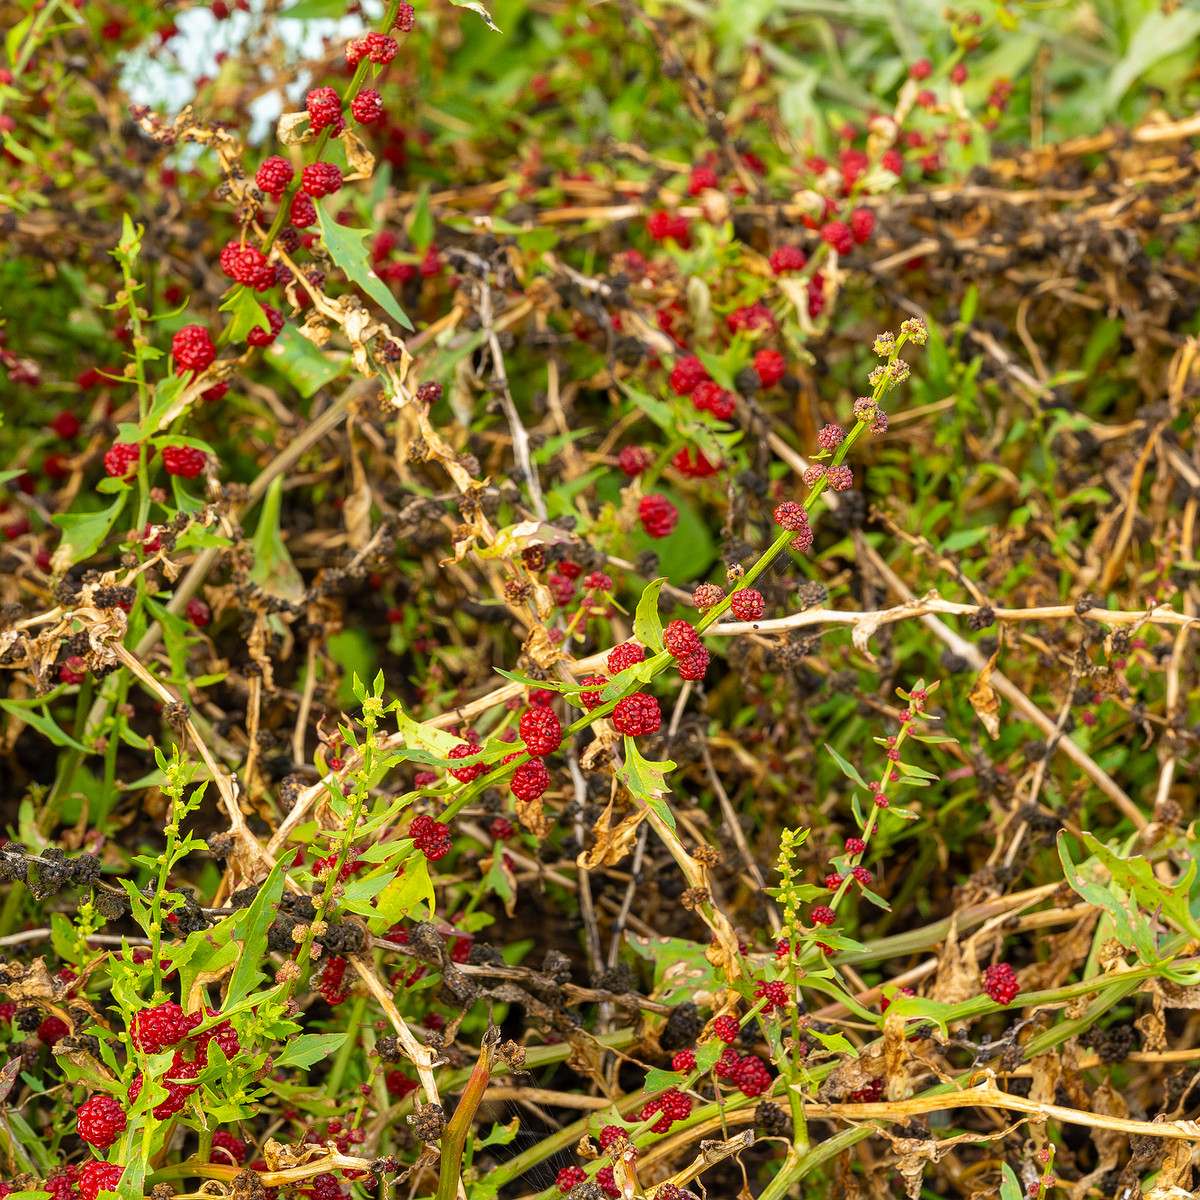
[248,476,305,603]
[340,870,396,916]
[368,856,434,933]
[617,738,676,830]
[1106,7,1200,111]
[634,578,666,654]
[274,1031,347,1068]
[317,204,413,330]
[999,1164,1022,1200]
[824,743,868,790]
[219,285,270,342]
[265,327,346,398]
[52,492,126,564]
[225,859,286,1009]
[617,381,674,431]
[628,934,715,1003]
[479,1118,520,1148]
[278,0,348,15]
[0,701,91,754]
[408,185,434,254]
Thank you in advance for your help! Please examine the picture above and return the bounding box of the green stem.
[325,995,366,1099]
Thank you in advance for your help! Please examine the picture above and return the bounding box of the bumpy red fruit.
[79,1161,123,1200]
[769,245,807,274]
[511,758,550,801]
[394,2,416,31]
[850,208,874,244]
[692,583,724,611]
[447,742,485,783]
[774,501,809,531]
[612,693,660,736]
[172,325,215,373]
[247,305,285,348]
[677,648,709,681]
[210,1130,247,1166]
[827,464,853,491]
[351,88,383,124]
[131,1001,190,1054]
[663,620,701,658]
[617,445,653,477]
[753,348,786,387]
[556,1167,587,1193]
[811,905,836,926]
[290,191,317,228]
[817,423,844,449]
[672,1049,696,1072]
[411,814,451,861]
[607,642,644,674]
[519,707,562,757]
[639,493,678,538]
[669,355,709,396]
[301,162,342,198]
[163,446,206,479]
[219,241,273,291]
[104,442,141,479]
[730,589,765,621]
[983,962,1019,1005]
[255,155,292,196]
[357,30,398,63]
[845,837,865,854]
[688,165,718,195]
[186,598,211,628]
[577,675,607,710]
[692,380,735,420]
[713,1015,740,1043]
[305,86,341,132]
[820,221,854,255]
[754,979,790,1012]
[76,1096,127,1149]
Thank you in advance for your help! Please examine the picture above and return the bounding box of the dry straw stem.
[803,1079,1200,1140]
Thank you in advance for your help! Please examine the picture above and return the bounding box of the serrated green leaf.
[368,855,434,933]
[479,1118,520,1148]
[0,701,91,754]
[225,858,286,1009]
[265,327,346,398]
[634,578,666,653]
[617,380,674,431]
[317,204,413,330]
[617,738,676,830]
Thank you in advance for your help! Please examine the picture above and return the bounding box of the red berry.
[811,905,836,926]
[255,155,293,196]
[882,148,904,175]
[951,63,968,85]
[76,1096,127,1149]
[104,442,141,479]
[612,693,660,736]
[490,816,514,840]
[51,411,80,438]
[607,642,644,674]
[983,962,1019,1005]
[79,1161,124,1200]
[845,837,865,855]
[677,648,709,681]
[37,1015,68,1044]
[817,424,844,449]
[210,1130,247,1166]
[577,675,608,710]
[411,814,451,861]
[850,208,874,244]
[519,708,562,757]
[447,743,485,784]
[825,873,843,889]
[172,325,215,374]
[595,1167,620,1198]
[351,88,383,124]
[669,355,709,396]
[219,241,274,291]
[692,380,735,420]
[769,245,807,274]
[301,162,342,198]
[713,1015,740,1043]
[692,583,724,611]
[306,86,341,132]
[162,446,207,479]
[773,501,808,531]
[820,221,854,256]
[394,3,416,32]
[726,302,775,334]
[663,619,701,658]
[729,589,764,621]
[827,464,853,491]
[511,758,550,802]
[247,305,285,348]
[688,165,719,195]
[556,1167,587,1193]
[598,1124,626,1149]
[754,980,790,1012]
[753,348,786,387]
[671,1049,696,1072]
[186,599,211,628]
[910,58,931,80]
[851,866,871,885]
[290,191,318,228]
[639,493,678,538]
[646,210,689,243]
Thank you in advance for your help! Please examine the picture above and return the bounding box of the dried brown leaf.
[967,638,1002,739]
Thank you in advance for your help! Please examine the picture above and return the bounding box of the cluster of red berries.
[753,979,791,1013]
[510,757,550,802]
[76,1096,127,1149]
[219,240,274,291]
[410,814,451,861]
[447,742,485,783]
[712,1014,741,1043]
[172,325,215,375]
[983,962,1019,1005]
[640,1085,691,1133]
[729,588,765,621]
[714,1047,773,1097]
[638,493,678,538]
[618,445,653,477]
[773,501,814,553]
[315,955,350,1005]
[608,642,644,674]
[612,693,660,737]
[162,445,207,479]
